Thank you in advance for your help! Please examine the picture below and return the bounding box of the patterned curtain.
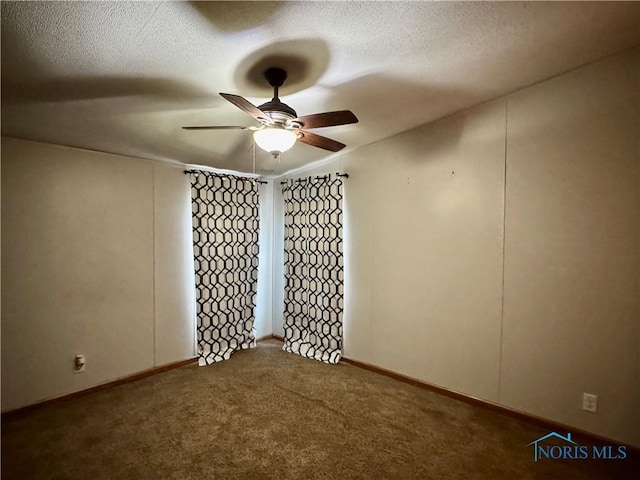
[282,175,344,364]
[188,172,260,366]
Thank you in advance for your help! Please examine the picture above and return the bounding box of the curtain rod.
[184,170,267,184]
[280,172,349,185]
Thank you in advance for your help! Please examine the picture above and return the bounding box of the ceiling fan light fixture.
[182,67,357,155]
[253,127,297,156]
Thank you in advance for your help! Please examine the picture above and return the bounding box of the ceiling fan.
[182,67,358,157]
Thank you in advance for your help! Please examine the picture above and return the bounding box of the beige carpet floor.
[2,340,638,479]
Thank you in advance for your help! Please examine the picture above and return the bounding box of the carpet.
[2,340,637,479]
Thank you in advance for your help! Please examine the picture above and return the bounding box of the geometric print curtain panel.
[188,172,260,366]
[281,174,344,364]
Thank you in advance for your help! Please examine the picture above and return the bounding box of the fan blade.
[220,93,266,121]
[298,130,346,152]
[182,126,250,130]
[294,110,358,129]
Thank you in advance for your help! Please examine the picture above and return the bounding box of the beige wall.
[153,163,197,365]
[1,138,195,411]
[274,49,640,446]
[501,51,639,447]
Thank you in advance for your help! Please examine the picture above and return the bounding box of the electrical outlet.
[582,393,598,413]
[74,354,85,373]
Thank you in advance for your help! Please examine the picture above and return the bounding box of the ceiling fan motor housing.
[257,100,298,125]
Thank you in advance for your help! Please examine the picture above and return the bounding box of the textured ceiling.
[2,1,639,175]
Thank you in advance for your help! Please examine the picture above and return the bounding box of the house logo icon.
[528,432,577,462]
[527,432,627,462]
